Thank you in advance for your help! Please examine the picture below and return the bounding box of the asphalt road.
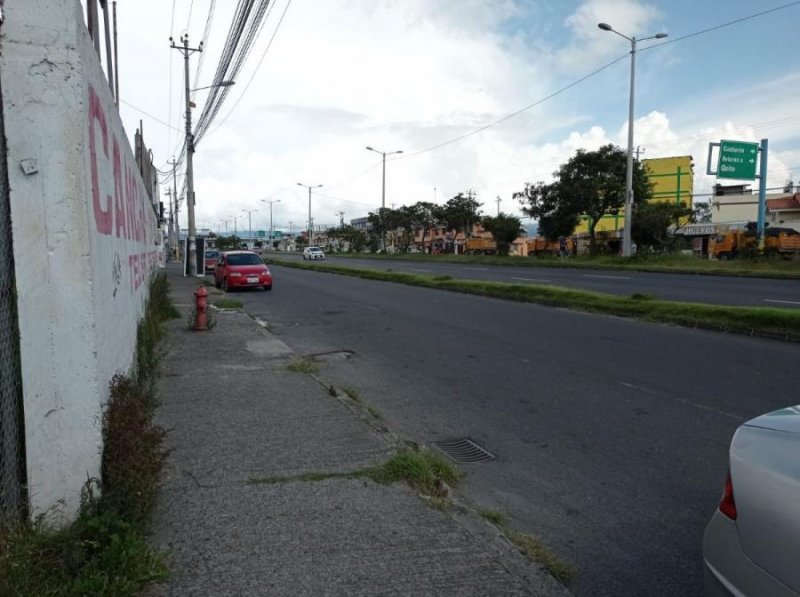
[274,254,800,308]
[229,265,800,596]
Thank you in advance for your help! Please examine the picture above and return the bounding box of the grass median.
[325,252,800,279]
[271,259,800,342]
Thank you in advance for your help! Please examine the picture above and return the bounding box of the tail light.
[719,470,737,520]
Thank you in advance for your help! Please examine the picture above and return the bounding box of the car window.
[205,251,219,258]
[226,253,263,266]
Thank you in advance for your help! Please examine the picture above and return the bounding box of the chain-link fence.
[0,69,27,520]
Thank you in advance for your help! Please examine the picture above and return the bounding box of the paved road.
[229,265,800,596]
[273,254,800,308]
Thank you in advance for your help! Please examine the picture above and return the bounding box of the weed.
[425,497,452,511]
[477,507,508,526]
[630,292,656,301]
[503,527,575,585]
[327,385,337,397]
[342,386,362,403]
[213,298,243,310]
[366,405,383,420]
[371,448,462,495]
[286,357,319,374]
[432,275,453,281]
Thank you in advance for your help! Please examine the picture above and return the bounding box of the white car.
[303,246,325,261]
[703,404,800,597]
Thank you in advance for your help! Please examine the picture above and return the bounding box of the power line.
[641,1,800,52]
[120,99,184,133]
[191,0,218,97]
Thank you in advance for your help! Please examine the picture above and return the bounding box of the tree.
[632,201,693,252]
[693,201,712,223]
[440,192,482,251]
[215,235,242,250]
[481,213,523,256]
[515,144,652,254]
[406,201,440,250]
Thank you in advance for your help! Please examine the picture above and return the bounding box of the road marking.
[617,381,742,421]
[764,299,800,306]
[583,274,632,280]
[510,276,552,283]
[463,267,489,271]
[356,302,379,311]
[408,268,432,273]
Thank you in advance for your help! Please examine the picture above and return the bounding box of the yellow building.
[573,155,694,235]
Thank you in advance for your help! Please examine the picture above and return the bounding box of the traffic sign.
[717,139,758,180]
[257,230,266,238]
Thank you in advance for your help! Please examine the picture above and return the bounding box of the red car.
[214,251,273,291]
[204,249,220,273]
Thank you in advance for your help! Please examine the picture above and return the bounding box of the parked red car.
[214,251,272,291]
[204,249,220,273]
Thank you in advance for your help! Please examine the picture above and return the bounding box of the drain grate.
[433,438,495,463]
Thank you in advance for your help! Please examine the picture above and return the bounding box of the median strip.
[271,259,800,342]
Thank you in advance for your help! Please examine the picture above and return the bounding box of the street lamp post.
[366,146,403,250]
[597,23,667,257]
[297,183,322,246]
[242,208,257,249]
[261,199,281,249]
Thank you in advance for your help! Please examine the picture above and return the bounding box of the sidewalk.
[146,264,572,596]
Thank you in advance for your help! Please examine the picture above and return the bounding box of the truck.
[464,237,497,255]
[711,227,800,259]
[526,237,574,256]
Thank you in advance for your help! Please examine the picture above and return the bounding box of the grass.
[504,527,576,585]
[286,357,319,374]
[321,251,800,279]
[0,273,176,596]
[250,447,462,496]
[477,507,508,526]
[270,260,800,342]
[213,298,243,309]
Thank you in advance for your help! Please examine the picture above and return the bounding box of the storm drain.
[433,438,495,463]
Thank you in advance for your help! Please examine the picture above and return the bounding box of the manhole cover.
[433,438,495,463]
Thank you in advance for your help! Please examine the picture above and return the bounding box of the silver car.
[303,246,325,261]
[703,404,800,597]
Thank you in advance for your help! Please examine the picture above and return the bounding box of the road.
[230,265,800,596]
[274,254,800,308]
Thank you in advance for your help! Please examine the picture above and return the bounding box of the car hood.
[744,404,800,434]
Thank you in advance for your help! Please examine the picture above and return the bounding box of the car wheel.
[214,277,221,289]
[223,277,229,292]
[263,284,272,291]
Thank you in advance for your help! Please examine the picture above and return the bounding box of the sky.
[110,0,800,235]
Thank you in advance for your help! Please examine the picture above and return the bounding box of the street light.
[191,80,235,92]
[297,183,322,246]
[242,208,257,249]
[261,199,281,249]
[366,146,402,251]
[598,22,667,257]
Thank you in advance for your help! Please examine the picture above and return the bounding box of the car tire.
[214,277,221,289]
[263,284,272,291]
[223,278,230,292]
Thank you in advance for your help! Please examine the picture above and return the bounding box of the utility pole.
[165,188,174,260]
[496,196,501,216]
[634,145,645,161]
[233,215,238,238]
[261,199,281,249]
[170,34,203,276]
[170,157,180,261]
[297,183,323,246]
[337,211,345,226]
[242,208,257,249]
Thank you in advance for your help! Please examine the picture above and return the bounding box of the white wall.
[1,0,158,521]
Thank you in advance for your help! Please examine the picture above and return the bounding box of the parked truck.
[711,227,800,259]
[526,237,574,256]
[464,237,497,255]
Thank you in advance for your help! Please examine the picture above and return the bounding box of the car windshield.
[308,247,322,252]
[227,253,263,266]
[205,251,219,258]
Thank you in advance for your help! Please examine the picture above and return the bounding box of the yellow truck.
[464,237,497,255]
[711,228,800,259]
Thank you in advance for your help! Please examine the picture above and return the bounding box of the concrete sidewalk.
[146,264,571,596]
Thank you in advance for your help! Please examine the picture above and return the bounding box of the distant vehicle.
[711,227,800,260]
[464,237,497,255]
[303,246,325,261]
[703,404,800,596]
[214,250,272,292]
[204,249,220,273]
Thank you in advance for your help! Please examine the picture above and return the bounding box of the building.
[573,155,694,235]
[710,184,786,228]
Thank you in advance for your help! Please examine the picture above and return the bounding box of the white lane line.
[408,268,432,273]
[583,274,632,280]
[618,381,742,421]
[463,267,489,271]
[510,276,552,283]
[764,299,800,306]
[356,302,380,311]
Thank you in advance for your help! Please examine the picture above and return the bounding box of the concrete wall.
[1,0,159,520]
[711,192,783,227]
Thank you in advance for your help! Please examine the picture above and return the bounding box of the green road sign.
[257,230,266,238]
[717,139,758,180]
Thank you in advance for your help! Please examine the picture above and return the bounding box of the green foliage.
[439,192,482,242]
[213,298,243,310]
[214,235,243,251]
[286,357,319,374]
[693,201,712,223]
[0,273,176,595]
[516,144,652,252]
[481,213,523,256]
[632,201,693,252]
[504,527,575,584]
[477,507,508,525]
[371,448,462,494]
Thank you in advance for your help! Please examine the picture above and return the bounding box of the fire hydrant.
[194,286,209,331]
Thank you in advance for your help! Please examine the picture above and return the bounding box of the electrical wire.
[121,99,184,133]
[191,0,217,98]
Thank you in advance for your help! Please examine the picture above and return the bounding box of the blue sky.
[114,0,800,233]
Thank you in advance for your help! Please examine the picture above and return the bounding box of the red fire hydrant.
[194,286,209,331]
